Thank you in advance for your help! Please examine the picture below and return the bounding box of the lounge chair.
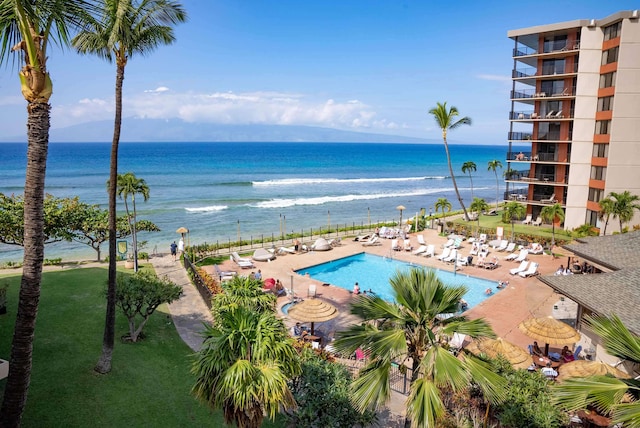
[532,216,543,226]
[545,110,556,119]
[478,233,487,244]
[510,260,529,275]
[354,234,370,242]
[311,238,332,251]
[391,239,402,251]
[422,244,435,258]
[501,242,516,254]
[443,249,458,263]
[412,245,428,255]
[442,238,455,248]
[436,247,452,261]
[252,248,276,262]
[231,252,254,269]
[417,234,426,245]
[505,250,519,261]
[522,214,532,225]
[519,262,539,277]
[513,249,529,263]
[529,243,544,255]
[362,236,381,246]
[308,283,317,297]
[277,246,296,255]
[494,240,508,251]
[214,265,237,281]
[404,240,413,251]
[541,193,556,203]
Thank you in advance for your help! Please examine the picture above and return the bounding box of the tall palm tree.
[552,314,640,427]
[469,197,489,232]
[503,201,526,242]
[487,160,503,211]
[429,102,472,221]
[598,196,615,236]
[434,197,452,229]
[192,310,300,428]
[0,1,95,425]
[540,203,565,247]
[116,172,149,272]
[461,161,477,200]
[73,0,187,374]
[609,191,640,233]
[334,268,506,428]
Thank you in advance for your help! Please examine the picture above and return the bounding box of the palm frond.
[349,360,392,412]
[586,315,640,363]
[406,378,445,428]
[553,376,630,413]
[461,354,508,404]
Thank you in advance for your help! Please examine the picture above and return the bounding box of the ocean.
[0,142,507,263]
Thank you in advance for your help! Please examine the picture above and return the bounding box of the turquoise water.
[296,253,500,309]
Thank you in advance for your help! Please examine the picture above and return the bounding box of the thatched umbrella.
[518,316,581,356]
[287,298,339,335]
[396,205,406,226]
[557,360,632,382]
[466,337,532,370]
[176,226,190,248]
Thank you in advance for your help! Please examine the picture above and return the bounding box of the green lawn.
[0,267,282,427]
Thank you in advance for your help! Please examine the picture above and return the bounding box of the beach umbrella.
[287,298,339,335]
[518,316,581,356]
[176,227,190,247]
[396,205,406,226]
[466,337,532,370]
[557,360,632,382]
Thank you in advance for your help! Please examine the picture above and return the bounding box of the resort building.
[506,10,640,232]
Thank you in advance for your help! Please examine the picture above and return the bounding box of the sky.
[0,1,637,144]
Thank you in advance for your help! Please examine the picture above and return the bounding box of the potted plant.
[124,254,135,269]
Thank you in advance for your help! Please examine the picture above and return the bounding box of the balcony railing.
[510,87,576,99]
[537,132,562,141]
[504,169,530,180]
[513,46,538,57]
[508,173,569,185]
[542,40,580,53]
[508,132,532,141]
[506,151,532,161]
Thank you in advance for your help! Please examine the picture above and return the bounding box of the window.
[586,210,599,227]
[603,22,621,41]
[597,96,614,111]
[588,188,604,202]
[592,144,609,158]
[544,35,568,52]
[601,46,619,65]
[599,71,616,88]
[542,59,566,75]
[590,166,607,180]
[595,120,611,135]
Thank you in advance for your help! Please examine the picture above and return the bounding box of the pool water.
[296,253,501,309]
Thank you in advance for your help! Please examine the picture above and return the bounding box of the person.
[255,269,262,280]
[477,253,486,268]
[459,298,468,311]
[170,241,178,261]
[274,280,286,297]
[353,282,360,295]
[541,362,558,379]
[562,346,575,362]
[563,267,573,275]
[497,280,508,289]
[485,288,493,295]
[292,322,303,337]
[555,264,564,276]
[516,151,524,161]
[178,237,184,254]
[294,238,300,252]
[531,341,544,357]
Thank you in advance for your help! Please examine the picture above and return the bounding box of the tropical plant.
[114,270,181,342]
[552,314,640,428]
[469,197,489,231]
[435,197,452,227]
[0,1,95,424]
[212,275,277,323]
[73,0,187,374]
[192,306,301,428]
[572,224,599,238]
[487,160,503,211]
[598,196,615,236]
[607,191,640,233]
[333,268,507,428]
[461,161,477,200]
[429,102,472,221]
[114,172,150,272]
[502,201,526,241]
[541,203,565,247]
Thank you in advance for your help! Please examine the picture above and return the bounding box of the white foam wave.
[185,205,228,213]
[251,188,454,209]
[252,176,445,186]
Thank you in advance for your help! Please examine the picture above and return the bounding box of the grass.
[0,267,283,427]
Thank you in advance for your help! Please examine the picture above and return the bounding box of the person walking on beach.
[178,237,184,255]
[170,241,178,261]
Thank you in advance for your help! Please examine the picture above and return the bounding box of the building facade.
[506,10,640,232]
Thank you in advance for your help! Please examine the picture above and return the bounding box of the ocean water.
[0,142,506,262]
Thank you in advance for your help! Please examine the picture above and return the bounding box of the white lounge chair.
[522,214,532,225]
[308,283,317,297]
[391,239,402,251]
[404,240,413,251]
[443,249,458,263]
[417,234,426,245]
[519,262,539,277]
[231,252,254,269]
[311,238,332,251]
[214,265,237,281]
[541,193,556,203]
[529,243,544,255]
[436,247,452,261]
[277,246,296,255]
[252,248,276,262]
[505,250,519,261]
[478,233,487,244]
[494,240,508,251]
[423,244,435,258]
[532,216,543,226]
[513,249,529,263]
[510,260,529,275]
[412,245,428,255]
[362,236,381,246]
[442,238,454,248]
[501,242,516,254]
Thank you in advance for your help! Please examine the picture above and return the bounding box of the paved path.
[150,254,212,352]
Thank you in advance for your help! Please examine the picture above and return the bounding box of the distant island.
[0,118,437,144]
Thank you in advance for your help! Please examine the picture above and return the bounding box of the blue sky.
[0,1,636,143]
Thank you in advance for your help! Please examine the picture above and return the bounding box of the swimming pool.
[296,253,501,309]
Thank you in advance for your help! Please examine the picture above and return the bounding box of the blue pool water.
[296,253,501,309]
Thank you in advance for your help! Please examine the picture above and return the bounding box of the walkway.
[149,253,212,352]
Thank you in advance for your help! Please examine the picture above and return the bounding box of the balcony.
[513,46,538,57]
[510,110,574,120]
[508,132,532,141]
[510,87,576,100]
[507,172,569,185]
[506,151,532,161]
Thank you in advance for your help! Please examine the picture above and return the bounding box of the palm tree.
[73,0,187,374]
[461,161,477,200]
[598,196,615,236]
[503,201,526,241]
[540,203,565,247]
[115,172,149,272]
[609,191,640,233]
[334,268,506,428]
[0,1,94,425]
[212,275,277,319]
[487,160,503,211]
[192,309,300,428]
[434,197,452,229]
[429,102,472,221]
[552,314,640,427]
[469,197,489,232]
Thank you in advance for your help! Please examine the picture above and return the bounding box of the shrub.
[196,267,223,296]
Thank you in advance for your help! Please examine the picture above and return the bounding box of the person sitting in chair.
[531,341,544,357]
[541,362,558,379]
[561,346,575,362]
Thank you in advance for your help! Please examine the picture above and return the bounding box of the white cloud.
[52,89,403,132]
[476,74,511,82]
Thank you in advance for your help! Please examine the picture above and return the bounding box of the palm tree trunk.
[442,138,469,220]
[494,173,500,210]
[603,215,609,236]
[132,196,138,272]
[469,174,474,200]
[0,102,50,427]
[95,63,125,374]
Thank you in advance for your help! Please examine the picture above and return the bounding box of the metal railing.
[508,132,532,141]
